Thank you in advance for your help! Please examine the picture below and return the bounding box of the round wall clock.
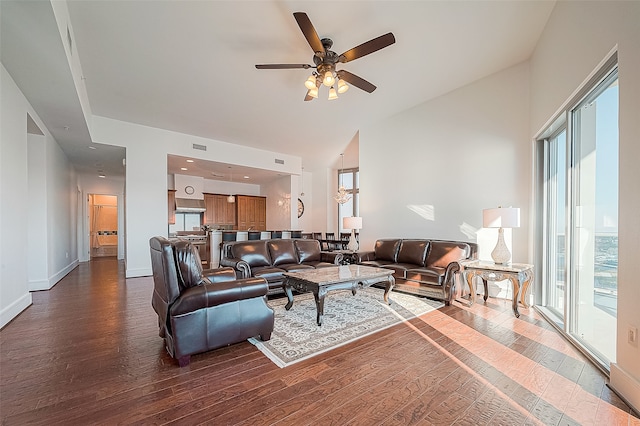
[184,185,195,195]
[297,198,304,218]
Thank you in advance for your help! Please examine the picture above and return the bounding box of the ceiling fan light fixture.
[328,86,338,100]
[337,79,349,94]
[304,75,317,90]
[308,86,318,99]
[323,70,335,87]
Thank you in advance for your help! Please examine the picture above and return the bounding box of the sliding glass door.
[543,129,566,318]
[569,70,619,364]
[539,60,618,369]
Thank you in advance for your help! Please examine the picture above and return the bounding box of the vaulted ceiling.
[2,1,556,179]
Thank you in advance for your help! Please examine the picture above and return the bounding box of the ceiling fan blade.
[255,64,313,70]
[293,12,324,53]
[338,32,396,63]
[336,70,377,93]
[304,92,314,101]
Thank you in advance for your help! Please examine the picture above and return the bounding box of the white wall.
[27,133,48,289]
[1,64,32,327]
[359,62,531,258]
[263,175,296,231]
[91,116,303,277]
[529,0,640,411]
[1,64,78,327]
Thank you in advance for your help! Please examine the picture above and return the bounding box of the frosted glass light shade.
[328,87,338,100]
[323,70,335,87]
[337,79,349,93]
[305,75,317,90]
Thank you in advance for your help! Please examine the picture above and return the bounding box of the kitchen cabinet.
[236,195,266,230]
[204,193,236,226]
[168,190,176,224]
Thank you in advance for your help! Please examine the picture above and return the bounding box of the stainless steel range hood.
[175,198,206,213]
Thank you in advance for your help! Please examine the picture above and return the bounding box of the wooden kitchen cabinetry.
[204,194,236,226]
[236,195,266,230]
[168,190,176,224]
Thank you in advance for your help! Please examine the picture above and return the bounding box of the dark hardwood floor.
[1,258,638,425]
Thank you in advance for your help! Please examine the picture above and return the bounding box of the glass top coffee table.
[283,265,396,326]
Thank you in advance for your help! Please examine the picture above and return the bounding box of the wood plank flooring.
[1,258,638,425]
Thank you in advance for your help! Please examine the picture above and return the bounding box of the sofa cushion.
[279,263,314,272]
[268,240,298,266]
[304,261,335,269]
[374,239,401,262]
[383,264,410,280]
[397,240,429,267]
[406,267,445,285]
[360,260,395,268]
[426,242,469,268]
[251,266,286,283]
[231,241,271,268]
[174,241,204,289]
[294,239,321,262]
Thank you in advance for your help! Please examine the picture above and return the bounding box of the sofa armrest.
[170,277,269,315]
[321,252,344,265]
[358,251,375,262]
[220,258,251,278]
[201,267,237,283]
[444,261,462,285]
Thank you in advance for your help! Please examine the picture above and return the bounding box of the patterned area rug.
[249,287,443,368]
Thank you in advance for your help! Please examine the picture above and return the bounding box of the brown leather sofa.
[220,239,343,294]
[150,236,274,367]
[358,239,478,305]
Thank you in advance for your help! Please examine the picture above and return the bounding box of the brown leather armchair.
[149,236,274,367]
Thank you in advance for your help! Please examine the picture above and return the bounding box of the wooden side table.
[461,260,534,318]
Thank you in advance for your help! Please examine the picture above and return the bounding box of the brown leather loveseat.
[220,239,342,294]
[150,236,274,366]
[358,239,478,305]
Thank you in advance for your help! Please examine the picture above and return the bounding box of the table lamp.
[343,216,362,252]
[483,207,520,264]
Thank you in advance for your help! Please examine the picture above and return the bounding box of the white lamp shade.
[343,216,362,230]
[483,207,520,228]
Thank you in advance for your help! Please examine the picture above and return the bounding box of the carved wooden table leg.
[383,276,395,305]
[284,281,294,311]
[508,277,521,317]
[314,288,328,326]
[464,271,476,306]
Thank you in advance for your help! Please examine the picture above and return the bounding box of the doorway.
[89,194,118,258]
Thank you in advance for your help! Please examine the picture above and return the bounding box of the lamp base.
[491,227,512,264]
[347,230,359,252]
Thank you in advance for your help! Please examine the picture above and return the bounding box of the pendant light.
[300,166,305,196]
[227,167,235,203]
[334,154,352,205]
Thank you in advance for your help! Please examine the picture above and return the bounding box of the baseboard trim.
[28,278,50,291]
[610,363,640,415]
[30,260,80,291]
[0,293,32,329]
[126,267,152,278]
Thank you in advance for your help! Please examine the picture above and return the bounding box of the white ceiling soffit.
[3,1,555,179]
[0,0,125,178]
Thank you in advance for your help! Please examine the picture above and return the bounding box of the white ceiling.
[2,1,556,179]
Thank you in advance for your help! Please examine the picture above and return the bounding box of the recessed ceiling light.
[181,167,188,171]
[186,159,194,163]
[98,174,106,178]
[88,146,97,150]
[243,176,250,179]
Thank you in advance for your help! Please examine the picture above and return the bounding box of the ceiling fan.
[255,12,395,101]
